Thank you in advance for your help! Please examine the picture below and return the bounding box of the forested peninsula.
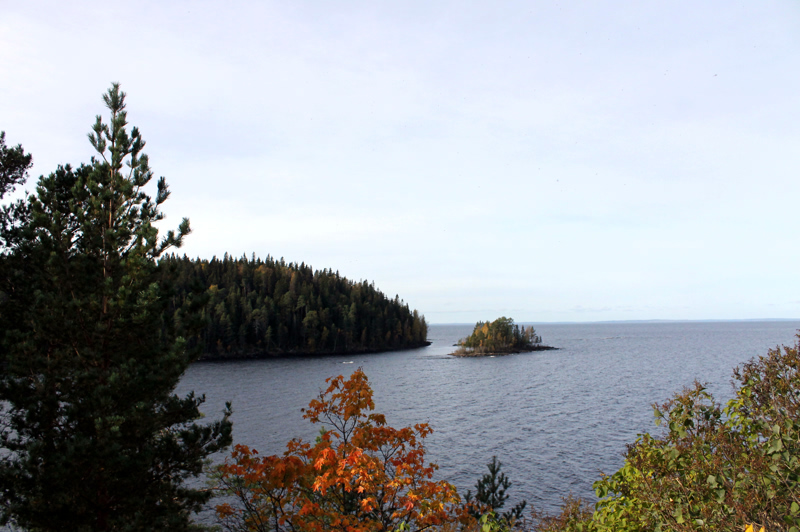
[450,316,556,357]
[160,254,429,359]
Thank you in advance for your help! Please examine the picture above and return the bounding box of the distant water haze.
[177,320,800,514]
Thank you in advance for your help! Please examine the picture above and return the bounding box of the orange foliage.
[215,369,461,531]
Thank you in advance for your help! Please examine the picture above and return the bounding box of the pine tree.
[465,456,527,525]
[0,131,32,199]
[0,84,232,531]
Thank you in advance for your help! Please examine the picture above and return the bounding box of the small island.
[449,316,556,357]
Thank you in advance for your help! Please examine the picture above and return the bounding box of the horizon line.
[427,318,800,326]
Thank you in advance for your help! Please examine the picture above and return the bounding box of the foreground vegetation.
[160,254,429,359]
[217,341,800,532]
[0,84,430,530]
[0,86,232,530]
[451,317,549,356]
[566,340,800,532]
[525,339,800,532]
[214,369,528,532]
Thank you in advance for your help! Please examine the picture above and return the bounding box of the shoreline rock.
[448,345,558,357]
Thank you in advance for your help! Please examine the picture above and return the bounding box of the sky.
[2,1,800,323]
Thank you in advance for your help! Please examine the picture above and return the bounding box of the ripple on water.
[177,320,800,514]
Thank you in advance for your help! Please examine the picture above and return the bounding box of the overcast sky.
[2,1,800,323]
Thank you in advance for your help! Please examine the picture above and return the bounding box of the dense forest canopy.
[160,254,429,358]
[458,317,541,353]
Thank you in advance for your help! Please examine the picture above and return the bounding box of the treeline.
[160,254,429,358]
[459,316,541,352]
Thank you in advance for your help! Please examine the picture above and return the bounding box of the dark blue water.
[176,320,800,514]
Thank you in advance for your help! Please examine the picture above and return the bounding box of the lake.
[176,320,800,514]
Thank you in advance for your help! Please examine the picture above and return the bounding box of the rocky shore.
[448,344,558,357]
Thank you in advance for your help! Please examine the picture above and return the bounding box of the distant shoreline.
[430,318,800,326]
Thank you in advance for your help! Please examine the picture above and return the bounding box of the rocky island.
[449,316,556,357]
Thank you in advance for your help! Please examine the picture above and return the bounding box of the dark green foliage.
[466,456,528,526]
[0,131,32,199]
[0,84,232,531]
[458,317,541,353]
[159,254,429,358]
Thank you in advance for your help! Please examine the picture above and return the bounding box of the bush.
[573,337,800,532]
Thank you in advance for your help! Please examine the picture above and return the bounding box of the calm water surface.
[176,320,800,513]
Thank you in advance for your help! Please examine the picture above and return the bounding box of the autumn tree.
[215,368,460,531]
[0,84,232,530]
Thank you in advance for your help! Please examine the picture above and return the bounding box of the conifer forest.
[160,254,429,359]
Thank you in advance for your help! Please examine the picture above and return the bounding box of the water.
[176,320,800,514]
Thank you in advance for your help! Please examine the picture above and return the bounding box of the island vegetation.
[159,254,429,359]
[450,316,555,357]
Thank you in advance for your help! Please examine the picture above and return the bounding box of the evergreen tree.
[465,456,527,525]
[0,84,232,531]
[0,131,32,199]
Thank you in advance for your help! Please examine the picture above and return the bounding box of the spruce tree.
[0,84,232,531]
